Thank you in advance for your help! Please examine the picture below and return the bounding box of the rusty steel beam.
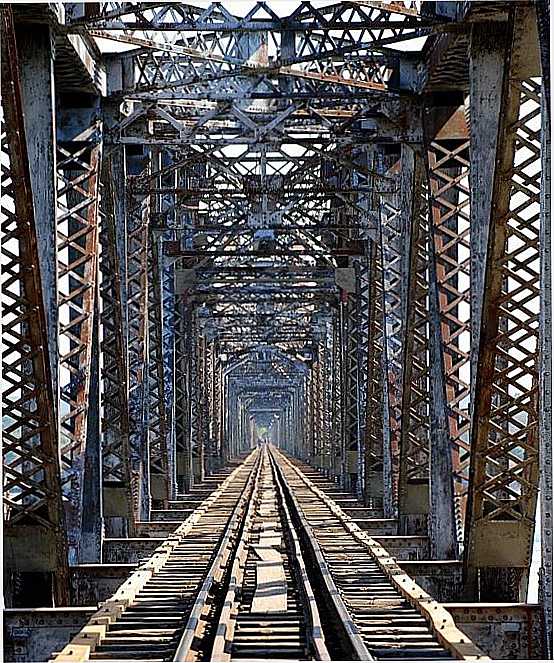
[423,105,469,561]
[99,153,135,538]
[56,99,103,564]
[464,6,542,601]
[14,20,59,403]
[397,144,432,537]
[1,6,69,605]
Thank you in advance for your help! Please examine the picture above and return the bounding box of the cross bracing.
[0,1,551,660]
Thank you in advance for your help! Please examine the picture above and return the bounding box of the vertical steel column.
[537,0,552,651]
[315,347,325,468]
[465,7,542,600]
[99,148,134,537]
[222,372,229,458]
[214,355,224,465]
[397,143,432,536]
[192,331,206,482]
[379,155,403,517]
[310,356,321,467]
[127,153,150,521]
[174,297,193,493]
[147,221,170,507]
[423,107,469,560]
[363,233,386,510]
[319,337,331,474]
[56,98,102,564]
[330,309,343,482]
[146,149,172,507]
[162,260,176,497]
[14,20,59,404]
[356,257,371,496]
[302,374,311,460]
[160,155,177,499]
[1,7,69,605]
[205,340,216,471]
[362,147,389,511]
[80,290,102,562]
[341,285,361,493]
[305,368,314,462]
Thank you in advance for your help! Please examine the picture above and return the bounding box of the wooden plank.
[251,546,287,614]
[258,534,282,547]
[252,547,282,563]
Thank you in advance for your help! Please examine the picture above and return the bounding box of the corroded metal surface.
[0,2,550,655]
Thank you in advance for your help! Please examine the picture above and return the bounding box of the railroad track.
[270,447,489,662]
[179,444,329,661]
[50,450,263,662]
[51,445,489,662]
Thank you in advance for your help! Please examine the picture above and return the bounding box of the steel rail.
[269,450,332,661]
[272,447,490,661]
[268,449,373,661]
[50,450,260,662]
[208,445,331,661]
[172,450,264,660]
[208,464,262,662]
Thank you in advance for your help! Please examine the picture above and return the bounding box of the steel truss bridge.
[1,1,551,661]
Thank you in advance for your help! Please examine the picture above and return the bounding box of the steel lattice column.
[174,296,193,493]
[379,155,403,517]
[423,106,468,560]
[465,6,542,601]
[192,330,206,482]
[56,97,102,564]
[162,256,176,496]
[397,144,432,536]
[99,147,134,537]
[362,147,390,512]
[147,225,170,507]
[363,233,387,510]
[317,337,331,474]
[537,0,552,651]
[330,309,344,483]
[301,366,314,462]
[1,7,69,605]
[214,354,224,465]
[146,147,172,507]
[341,287,362,494]
[173,162,199,492]
[204,340,217,472]
[161,153,178,498]
[150,151,178,502]
[314,348,324,467]
[126,154,151,521]
[356,257,371,496]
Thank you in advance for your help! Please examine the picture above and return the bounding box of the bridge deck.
[50,447,487,662]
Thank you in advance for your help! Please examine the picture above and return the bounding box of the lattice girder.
[424,105,471,555]
[465,6,541,600]
[99,153,135,535]
[1,6,69,603]
[397,145,432,535]
[126,164,151,520]
[55,103,103,563]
